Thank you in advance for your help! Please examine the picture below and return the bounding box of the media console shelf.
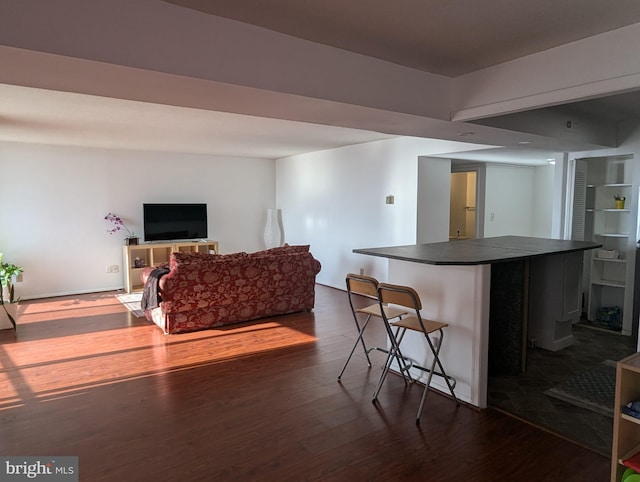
[122,240,219,293]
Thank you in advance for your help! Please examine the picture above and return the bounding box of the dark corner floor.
[488,323,637,455]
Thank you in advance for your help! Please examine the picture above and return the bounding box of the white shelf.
[122,240,219,292]
[591,278,625,288]
[587,208,631,212]
[584,157,634,327]
[593,257,627,264]
[587,183,632,188]
[586,209,631,213]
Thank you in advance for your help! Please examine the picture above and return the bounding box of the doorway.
[449,171,477,240]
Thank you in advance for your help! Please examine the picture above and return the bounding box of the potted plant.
[0,253,24,330]
[105,212,139,245]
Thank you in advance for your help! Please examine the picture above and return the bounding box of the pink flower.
[105,212,135,238]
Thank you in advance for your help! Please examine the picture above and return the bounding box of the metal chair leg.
[415,329,458,424]
[431,330,459,405]
[372,340,397,401]
[372,327,413,400]
[392,327,414,384]
[415,340,440,425]
[337,315,373,380]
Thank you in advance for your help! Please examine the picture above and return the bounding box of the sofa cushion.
[170,251,248,268]
[251,244,310,257]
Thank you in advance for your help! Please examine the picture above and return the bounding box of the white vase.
[264,209,284,248]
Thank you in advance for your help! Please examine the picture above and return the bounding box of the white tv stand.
[122,240,219,292]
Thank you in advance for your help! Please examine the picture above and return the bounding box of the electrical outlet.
[359,268,365,276]
[110,265,119,273]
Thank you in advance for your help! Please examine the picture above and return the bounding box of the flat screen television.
[143,203,208,242]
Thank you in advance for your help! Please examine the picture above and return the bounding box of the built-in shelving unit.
[122,240,219,292]
[578,155,635,334]
[611,352,640,481]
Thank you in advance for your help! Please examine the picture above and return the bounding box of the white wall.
[532,164,555,237]
[0,142,274,299]
[276,139,416,289]
[1,137,561,301]
[276,137,524,289]
[483,164,536,237]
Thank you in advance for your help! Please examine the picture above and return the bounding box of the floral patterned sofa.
[142,245,321,334]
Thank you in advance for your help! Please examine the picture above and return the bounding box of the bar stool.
[337,273,411,381]
[373,282,459,425]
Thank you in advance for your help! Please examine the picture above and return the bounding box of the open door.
[451,162,485,239]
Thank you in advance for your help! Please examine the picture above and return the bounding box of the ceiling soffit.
[163,0,640,76]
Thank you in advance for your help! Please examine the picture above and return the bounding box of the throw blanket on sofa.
[141,267,170,311]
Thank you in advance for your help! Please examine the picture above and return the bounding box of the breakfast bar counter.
[353,236,599,266]
[354,236,600,408]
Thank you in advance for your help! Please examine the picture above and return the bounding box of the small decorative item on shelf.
[621,467,640,482]
[615,194,626,209]
[105,212,138,245]
[134,257,144,268]
[596,305,622,330]
[597,249,619,259]
[622,401,640,420]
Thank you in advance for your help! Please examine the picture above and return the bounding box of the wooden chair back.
[377,283,422,311]
[345,273,379,299]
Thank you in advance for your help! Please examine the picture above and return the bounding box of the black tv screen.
[143,203,208,242]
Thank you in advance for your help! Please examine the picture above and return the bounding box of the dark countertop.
[353,236,601,266]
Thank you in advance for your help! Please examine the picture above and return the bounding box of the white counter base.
[387,260,491,408]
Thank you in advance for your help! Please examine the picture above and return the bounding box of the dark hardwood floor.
[0,286,609,481]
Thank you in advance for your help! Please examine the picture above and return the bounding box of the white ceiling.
[0,82,585,165]
[0,84,396,159]
[3,1,640,164]
[163,0,640,76]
